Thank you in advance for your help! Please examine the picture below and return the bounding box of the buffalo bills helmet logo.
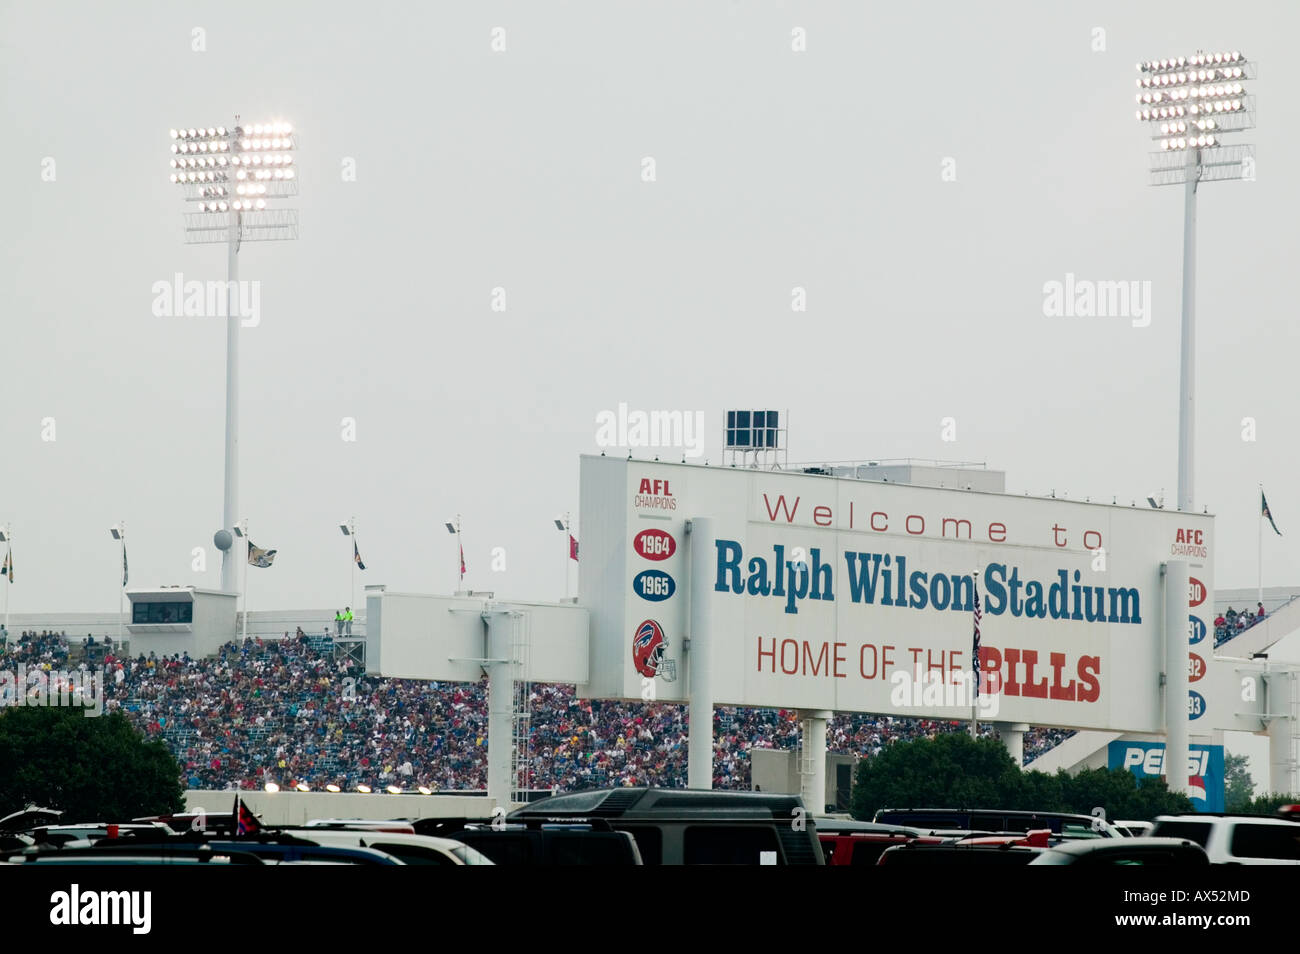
[633,619,675,681]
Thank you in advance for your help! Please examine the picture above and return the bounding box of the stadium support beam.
[1265,670,1298,795]
[1163,560,1191,798]
[996,722,1029,767]
[482,606,513,807]
[687,518,715,789]
[798,710,830,813]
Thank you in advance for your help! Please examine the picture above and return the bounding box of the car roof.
[1155,813,1300,825]
[1038,836,1203,855]
[510,787,805,819]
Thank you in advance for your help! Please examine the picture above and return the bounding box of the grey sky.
[1,0,1296,617]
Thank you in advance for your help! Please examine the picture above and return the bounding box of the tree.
[851,733,1023,819]
[851,735,1193,822]
[0,706,184,822]
[1224,753,1255,812]
[1240,792,1300,815]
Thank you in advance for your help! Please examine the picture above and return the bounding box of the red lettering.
[802,641,829,677]
[638,478,651,494]
[871,511,888,531]
[1077,655,1101,702]
[757,637,776,673]
[1021,650,1049,698]
[1048,651,1076,701]
[813,505,832,527]
[833,643,846,678]
[780,639,799,675]
[979,646,1003,695]
[988,522,1006,543]
[1052,524,1067,547]
[860,644,879,680]
[907,648,923,675]
[906,514,925,535]
[926,649,945,677]
[763,494,800,523]
[948,651,962,676]
[882,645,895,671]
[1002,648,1022,696]
[1083,530,1102,551]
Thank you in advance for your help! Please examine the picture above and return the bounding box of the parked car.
[281,828,494,865]
[873,808,1119,839]
[1150,814,1300,864]
[878,842,1044,866]
[1113,820,1154,838]
[491,788,824,865]
[1029,837,1208,866]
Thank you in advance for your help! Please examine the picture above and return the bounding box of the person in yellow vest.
[334,610,343,637]
[344,607,353,636]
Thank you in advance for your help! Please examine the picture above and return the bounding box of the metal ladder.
[510,612,532,802]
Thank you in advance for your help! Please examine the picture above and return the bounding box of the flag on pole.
[569,534,579,562]
[1262,489,1282,536]
[248,541,277,568]
[459,542,466,577]
[232,794,261,836]
[354,540,366,571]
[2,546,10,583]
[971,575,982,700]
[122,545,128,587]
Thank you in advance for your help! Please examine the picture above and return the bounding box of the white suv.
[1150,814,1300,865]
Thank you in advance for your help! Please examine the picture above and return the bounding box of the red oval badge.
[633,528,676,561]
[1188,577,1206,608]
[1188,652,1206,683]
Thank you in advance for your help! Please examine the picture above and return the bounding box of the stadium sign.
[578,455,1214,732]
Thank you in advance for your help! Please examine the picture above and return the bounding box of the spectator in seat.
[1257,602,1265,618]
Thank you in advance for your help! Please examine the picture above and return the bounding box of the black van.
[501,788,824,865]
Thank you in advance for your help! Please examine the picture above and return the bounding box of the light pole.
[444,516,463,591]
[554,513,571,599]
[0,525,11,637]
[340,518,356,623]
[232,520,249,639]
[110,524,126,644]
[167,120,298,593]
[1135,51,1255,512]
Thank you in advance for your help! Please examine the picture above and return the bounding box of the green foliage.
[0,706,184,822]
[851,733,1023,819]
[1223,753,1255,812]
[851,735,1192,822]
[1238,792,1300,816]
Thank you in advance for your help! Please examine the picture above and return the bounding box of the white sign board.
[578,456,1214,733]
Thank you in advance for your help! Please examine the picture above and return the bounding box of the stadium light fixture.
[554,512,572,599]
[110,523,126,644]
[167,117,299,598]
[325,784,341,793]
[385,785,403,795]
[295,782,310,793]
[445,515,463,590]
[356,784,372,794]
[1135,52,1255,513]
[264,782,280,793]
[417,786,432,795]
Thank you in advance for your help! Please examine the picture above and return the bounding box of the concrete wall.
[750,749,858,811]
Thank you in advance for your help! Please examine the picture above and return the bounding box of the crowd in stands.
[0,630,1071,792]
[1215,603,1266,646]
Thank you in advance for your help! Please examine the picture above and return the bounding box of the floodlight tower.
[1135,52,1255,512]
[167,119,299,593]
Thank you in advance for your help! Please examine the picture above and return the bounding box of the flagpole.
[119,524,125,646]
[241,520,249,641]
[1258,485,1264,607]
[970,567,980,739]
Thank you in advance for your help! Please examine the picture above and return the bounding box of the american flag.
[972,574,982,699]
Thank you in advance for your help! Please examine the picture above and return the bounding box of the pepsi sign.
[1188,615,1206,645]
[633,569,676,602]
[1188,689,1206,720]
[633,528,676,561]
